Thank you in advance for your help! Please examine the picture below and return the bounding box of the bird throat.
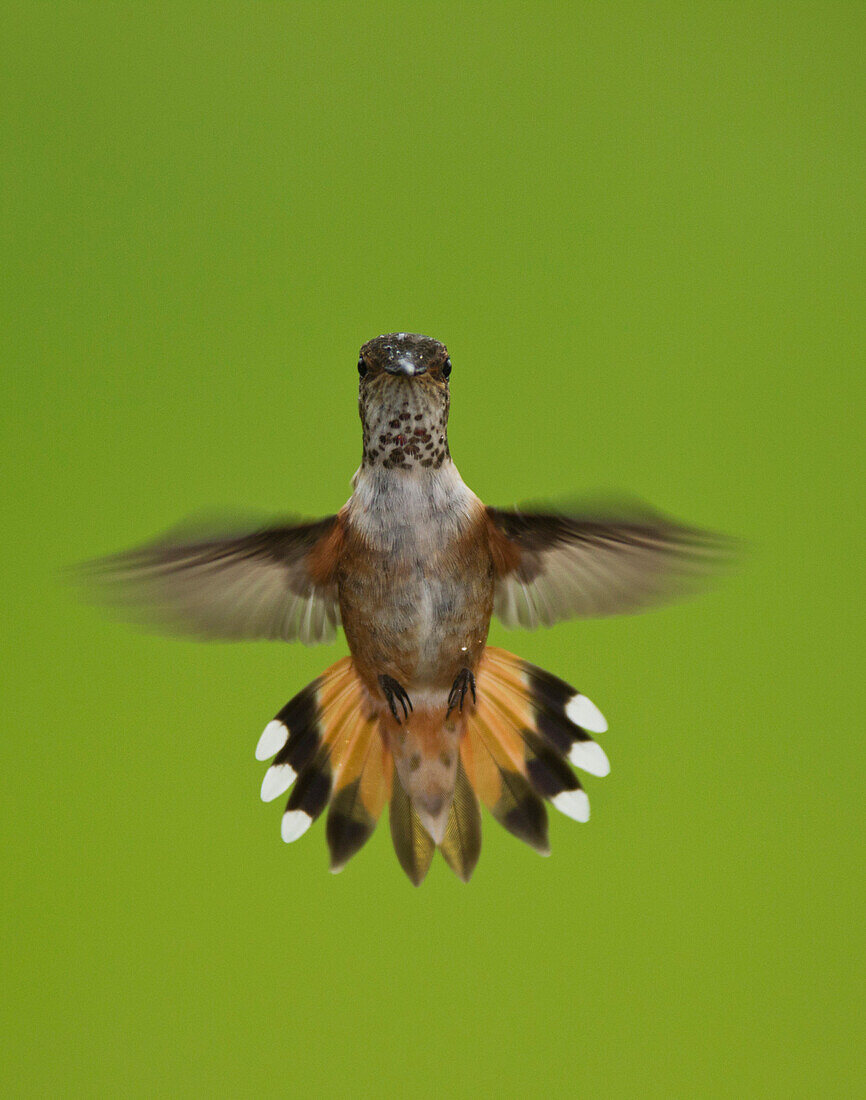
[359,379,450,471]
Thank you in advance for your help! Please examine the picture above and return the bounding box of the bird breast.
[338,462,494,692]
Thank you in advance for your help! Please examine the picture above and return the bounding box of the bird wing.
[486,505,732,629]
[81,514,343,644]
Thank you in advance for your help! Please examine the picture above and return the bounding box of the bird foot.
[379,675,413,722]
[447,667,476,717]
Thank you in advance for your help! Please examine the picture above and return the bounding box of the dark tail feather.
[282,746,333,842]
[462,718,550,855]
[255,657,389,869]
[462,647,611,853]
[326,719,390,873]
[484,648,611,780]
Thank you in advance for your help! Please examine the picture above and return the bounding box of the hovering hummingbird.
[88,333,727,884]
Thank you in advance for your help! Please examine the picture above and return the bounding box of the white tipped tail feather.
[568,740,611,777]
[551,789,591,822]
[281,810,313,843]
[255,720,288,761]
[260,763,296,802]
[565,693,608,734]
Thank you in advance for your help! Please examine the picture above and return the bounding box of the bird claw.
[379,675,413,722]
[447,668,476,717]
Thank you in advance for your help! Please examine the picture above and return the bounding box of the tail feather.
[256,658,389,868]
[282,751,331,842]
[523,729,585,802]
[257,659,357,790]
[462,646,610,850]
[279,665,366,844]
[484,649,610,775]
[479,683,586,802]
[255,646,610,881]
[389,765,436,886]
[462,714,550,855]
[326,720,390,873]
[438,758,482,882]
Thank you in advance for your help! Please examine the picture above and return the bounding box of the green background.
[3,3,863,1096]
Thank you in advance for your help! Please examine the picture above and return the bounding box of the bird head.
[357,333,452,470]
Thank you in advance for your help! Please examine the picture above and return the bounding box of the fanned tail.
[254,646,609,882]
[255,657,391,873]
[461,646,610,856]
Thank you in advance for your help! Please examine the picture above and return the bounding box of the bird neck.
[349,459,478,552]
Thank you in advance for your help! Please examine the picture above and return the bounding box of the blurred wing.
[487,505,732,628]
[81,515,343,644]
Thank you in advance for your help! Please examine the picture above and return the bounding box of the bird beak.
[384,355,427,378]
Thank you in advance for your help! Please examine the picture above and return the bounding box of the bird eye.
[358,355,367,378]
[442,358,452,378]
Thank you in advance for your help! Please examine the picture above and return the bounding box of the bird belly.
[339,552,492,693]
[410,566,484,683]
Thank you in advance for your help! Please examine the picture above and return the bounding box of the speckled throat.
[359,374,450,470]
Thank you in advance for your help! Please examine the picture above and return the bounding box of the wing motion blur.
[487,505,733,629]
[80,515,343,644]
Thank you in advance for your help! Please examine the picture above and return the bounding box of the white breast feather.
[348,460,478,553]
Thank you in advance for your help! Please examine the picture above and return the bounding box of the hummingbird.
[88,333,727,884]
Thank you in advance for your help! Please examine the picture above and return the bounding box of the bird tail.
[460,646,611,861]
[255,657,391,874]
[254,647,610,882]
